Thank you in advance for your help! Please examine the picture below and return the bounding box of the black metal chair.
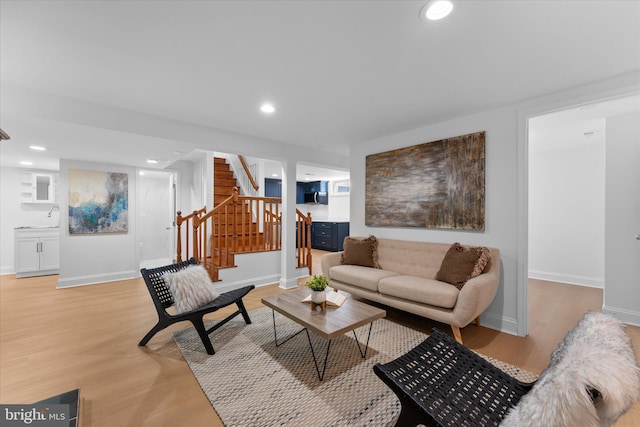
[139,257,254,355]
[373,328,535,427]
[375,311,640,427]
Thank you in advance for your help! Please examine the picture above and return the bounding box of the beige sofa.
[321,238,500,343]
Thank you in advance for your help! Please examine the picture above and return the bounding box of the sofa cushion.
[341,235,380,268]
[329,265,399,292]
[378,275,459,309]
[436,242,491,289]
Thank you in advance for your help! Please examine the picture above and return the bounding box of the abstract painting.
[366,131,485,230]
[68,169,128,234]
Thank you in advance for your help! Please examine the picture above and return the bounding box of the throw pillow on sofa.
[436,242,491,289]
[162,264,219,313]
[341,235,381,268]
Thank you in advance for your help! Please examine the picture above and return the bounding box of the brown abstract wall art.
[365,131,485,230]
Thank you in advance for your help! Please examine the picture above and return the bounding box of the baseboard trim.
[528,270,603,288]
[0,266,14,276]
[214,274,282,294]
[602,306,640,327]
[279,277,298,290]
[56,270,137,288]
[480,312,520,336]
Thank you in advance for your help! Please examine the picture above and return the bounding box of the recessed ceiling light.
[260,103,276,114]
[29,145,47,151]
[139,171,145,175]
[420,0,453,21]
[146,159,159,164]
[271,173,279,177]
[20,161,33,166]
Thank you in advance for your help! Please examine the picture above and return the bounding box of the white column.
[279,160,299,289]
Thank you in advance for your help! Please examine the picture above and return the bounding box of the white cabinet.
[14,227,60,278]
[21,172,60,203]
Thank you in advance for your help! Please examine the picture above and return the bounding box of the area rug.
[173,307,537,427]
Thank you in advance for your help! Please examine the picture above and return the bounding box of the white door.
[605,111,640,321]
[139,170,176,268]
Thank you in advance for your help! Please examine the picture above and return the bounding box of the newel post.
[176,211,183,262]
[306,212,312,274]
[231,187,240,252]
[192,212,201,262]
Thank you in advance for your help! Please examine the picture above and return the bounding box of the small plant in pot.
[305,274,329,303]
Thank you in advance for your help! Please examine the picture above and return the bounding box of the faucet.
[48,205,60,217]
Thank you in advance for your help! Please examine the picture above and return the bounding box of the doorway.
[526,94,640,330]
[138,170,177,269]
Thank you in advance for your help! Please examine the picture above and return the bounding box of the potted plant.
[305,274,329,304]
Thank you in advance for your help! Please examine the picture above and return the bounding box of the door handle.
[636,234,640,240]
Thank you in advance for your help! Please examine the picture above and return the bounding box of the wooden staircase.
[211,158,266,278]
[214,157,237,207]
[176,157,313,282]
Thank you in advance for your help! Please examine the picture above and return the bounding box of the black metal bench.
[139,258,254,355]
[373,328,535,427]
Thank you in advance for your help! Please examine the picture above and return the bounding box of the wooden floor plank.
[1,253,638,426]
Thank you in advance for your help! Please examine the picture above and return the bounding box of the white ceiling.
[1,1,639,175]
[529,94,640,154]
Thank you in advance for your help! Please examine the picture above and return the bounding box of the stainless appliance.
[304,191,328,204]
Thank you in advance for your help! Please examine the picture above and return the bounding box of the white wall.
[57,160,138,287]
[328,193,350,220]
[351,106,520,333]
[604,112,640,324]
[528,144,605,287]
[0,167,61,274]
[351,74,640,336]
[169,159,198,217]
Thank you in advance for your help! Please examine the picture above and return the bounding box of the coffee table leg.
[352,321,375,358]
[304,329,332,381]
[271,309,305,347]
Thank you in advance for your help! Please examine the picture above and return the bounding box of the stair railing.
[238,155,259,191]
[297,210,313,274]
[192,187,282,280]
[187,187,313,281]
[226,155,259,197]
[175,207,206,262]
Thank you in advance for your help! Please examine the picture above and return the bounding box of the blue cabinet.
[267,179,328,201]
[297,180,328,204]
[304,181,327,192]
[296,182,305,204]
[264,178,282,197]
[311,221,349,251]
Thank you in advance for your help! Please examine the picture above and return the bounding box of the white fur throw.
[502,311,640,427]
[162,264,219,314]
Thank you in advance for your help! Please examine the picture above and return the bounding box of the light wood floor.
[1,251,638,426]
